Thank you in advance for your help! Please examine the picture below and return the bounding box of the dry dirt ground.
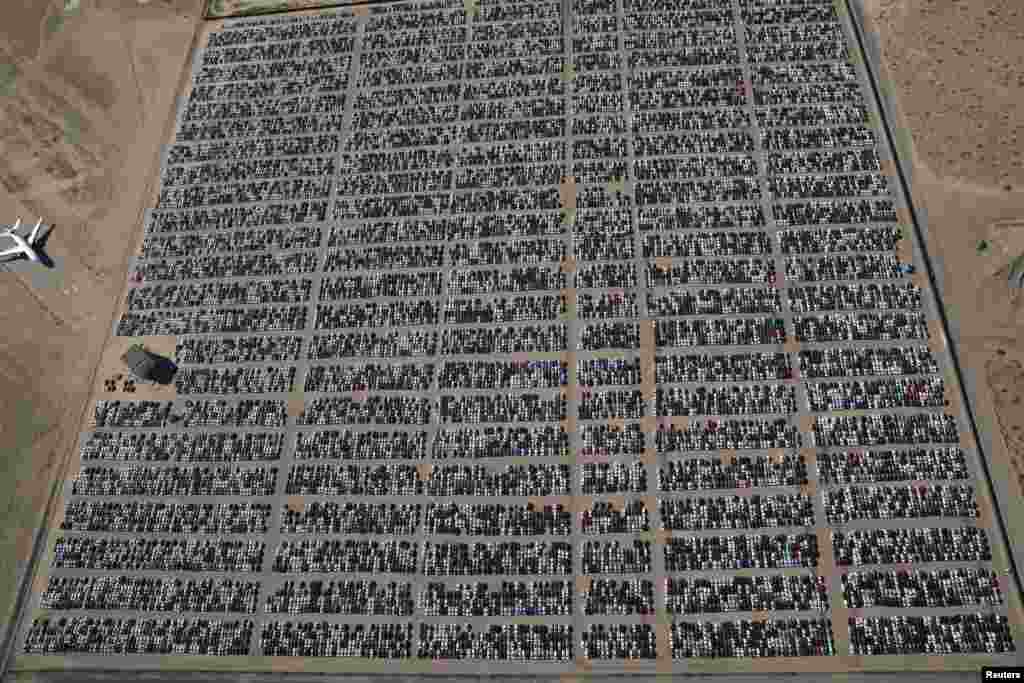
[0,0,203,659]
[860,0,1024,539]
[1,0,1024,676]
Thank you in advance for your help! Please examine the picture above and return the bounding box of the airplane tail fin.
[29,219,43,245]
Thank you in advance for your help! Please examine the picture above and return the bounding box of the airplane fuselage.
[1,218,46,264]
[0,234,41,262]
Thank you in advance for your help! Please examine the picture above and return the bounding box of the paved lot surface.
[7,0,1023,677]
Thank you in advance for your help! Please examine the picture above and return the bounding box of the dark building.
[121,345,177,385]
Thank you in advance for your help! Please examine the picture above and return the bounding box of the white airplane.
[0,219,46,264]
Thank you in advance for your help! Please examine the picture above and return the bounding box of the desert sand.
[0,0,1023,678]
[858,0,1024,574]
[0,0,202,662]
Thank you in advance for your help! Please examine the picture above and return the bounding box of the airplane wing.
[28,219,43,245]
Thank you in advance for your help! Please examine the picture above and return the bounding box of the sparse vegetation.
[1008,253,1024,290]
[46,0,81,34]
[63,110,82,145]
[878,67,893,103]
[978,240,990,253]
[45,13,65,35]
[0,63,16,97]
[236,1,291,16]
[606,175,626,195]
